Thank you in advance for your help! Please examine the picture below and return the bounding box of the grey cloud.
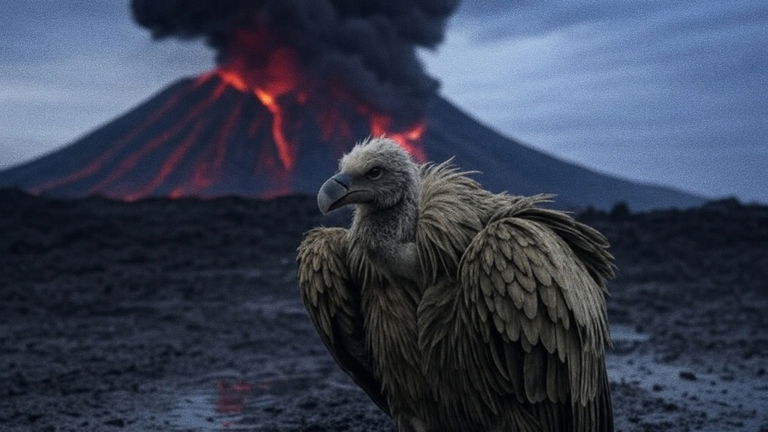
[424,0,767,201]
[130,0,459,129]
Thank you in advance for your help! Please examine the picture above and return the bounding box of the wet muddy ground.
[1,190,766,431]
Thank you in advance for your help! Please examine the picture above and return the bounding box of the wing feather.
[297,227,389,414]
[413,167,613,430]
[450,207,613,431]
[416,161,491,285]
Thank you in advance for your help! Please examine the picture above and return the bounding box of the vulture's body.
[297,138,614,432]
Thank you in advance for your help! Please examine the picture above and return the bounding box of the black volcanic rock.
[0,75,704,210]
[0,190,766,431]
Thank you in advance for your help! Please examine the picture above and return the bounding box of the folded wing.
[297,227,390,414]
[421,198,614,431]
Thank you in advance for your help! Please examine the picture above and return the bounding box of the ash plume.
[130,0,459,130]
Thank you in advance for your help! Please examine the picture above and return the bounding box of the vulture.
[297,137,614,432]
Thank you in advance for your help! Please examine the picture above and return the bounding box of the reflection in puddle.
[611,323,650,343]
[215,381,255,415]
[167,329,766,431]
[169,374,317,430]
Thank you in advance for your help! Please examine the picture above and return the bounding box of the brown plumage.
[297,137,615,432]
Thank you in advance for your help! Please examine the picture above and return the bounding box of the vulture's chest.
[360,275,433,411]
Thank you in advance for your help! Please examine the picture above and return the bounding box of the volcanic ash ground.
[0,191,766,431]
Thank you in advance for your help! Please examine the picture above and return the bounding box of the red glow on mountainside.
[29,29,428,200]
[214,61,428,166]
[189,99,245,193]
[30,85,189,194]
[123,119,209,201]
[88,83,222,195]
[371,116,427,162]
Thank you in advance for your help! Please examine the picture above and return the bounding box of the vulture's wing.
[297,227,390,414]
[425,205,614,431]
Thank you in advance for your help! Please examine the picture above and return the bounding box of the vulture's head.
[318,137,420,214]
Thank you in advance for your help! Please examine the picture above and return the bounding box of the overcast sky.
[1,1,766,202]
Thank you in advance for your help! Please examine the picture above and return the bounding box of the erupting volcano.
[0,0,703,209]
[1,0,447,200]
[205,25,431,173]
[11,58,428,201]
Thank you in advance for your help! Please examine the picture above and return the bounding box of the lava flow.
[25,57,426,201]
[214,59,427,167]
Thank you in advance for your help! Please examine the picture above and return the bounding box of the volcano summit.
[0,0,702,209]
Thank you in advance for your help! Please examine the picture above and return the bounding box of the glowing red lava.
[28,30,428,200]
[215,63,428,167]
[254,88,295,170]
[371,116,427,162]
[214,29,427,168]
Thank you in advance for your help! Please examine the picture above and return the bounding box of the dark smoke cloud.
[131,0,459,129]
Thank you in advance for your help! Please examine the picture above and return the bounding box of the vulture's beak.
[317,172,372,214]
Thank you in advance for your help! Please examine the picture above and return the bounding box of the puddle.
[242,299,306,318]
[610,323,650,354]
[167,373,319,431]
[609,324,767,428]
[611,323,650,343]
[164,325,767,430]
[608,354,768,429]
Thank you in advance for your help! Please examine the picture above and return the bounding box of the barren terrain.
[1,190,766,431]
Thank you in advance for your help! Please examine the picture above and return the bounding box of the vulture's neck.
[351,182,421,283]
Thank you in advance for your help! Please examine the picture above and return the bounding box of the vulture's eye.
[366,167,383,180]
